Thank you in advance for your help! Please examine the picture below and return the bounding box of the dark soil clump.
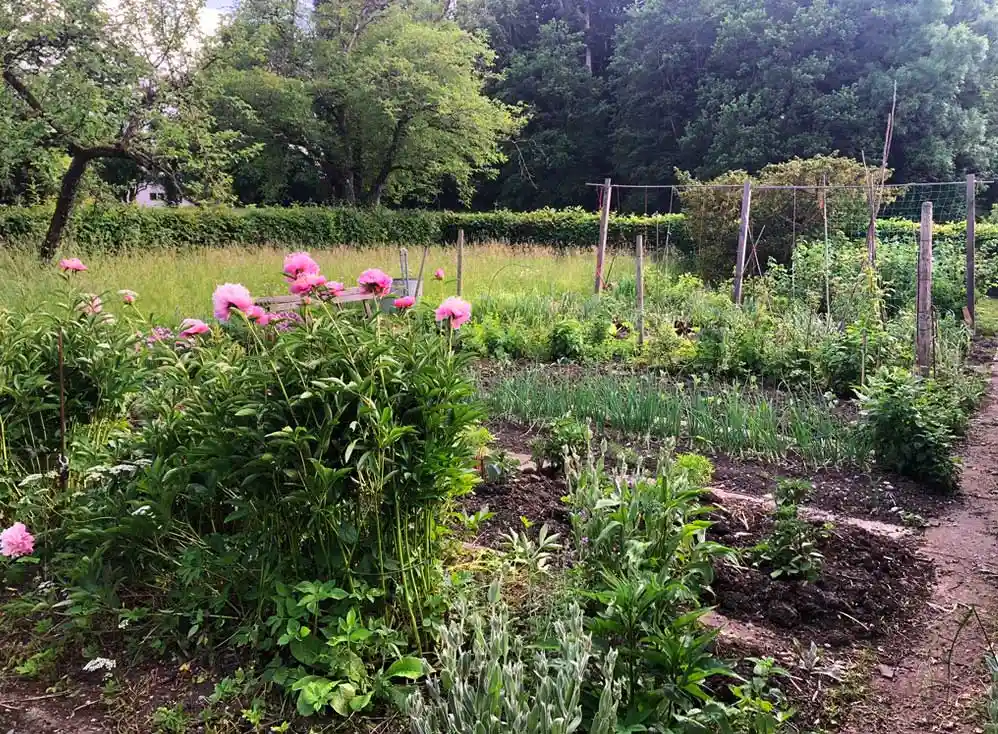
[707,503,934,647]
[709,454,959,523]
[458,469,571,549]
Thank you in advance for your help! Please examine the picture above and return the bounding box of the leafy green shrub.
[0,303,147,473]
[408,591,621,734]
[567,452,792,731]
[3,303,484,716]
[858,367,963,490]
[752,479,825,582]
[531,415,591,472]
[549,319,587,361]
[816,321,908,396]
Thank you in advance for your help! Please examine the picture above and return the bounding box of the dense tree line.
[3,0,998,252]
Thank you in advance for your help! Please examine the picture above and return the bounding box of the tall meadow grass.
[0,244,634,322]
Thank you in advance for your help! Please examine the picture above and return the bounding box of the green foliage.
[857,367,967,491]
[549,319,587,361]
[490,370,870,467]
[676,155,891,280]
[503,523,563,574]
[530,415,591,472]
[0,204,688,252]
[407,594,622,734]
[568,453,792,731]
[611,0,998,198]
[0,0,243,253]
[266,581,424,717]
[752,479,825,582]
[217,0,520,206]
[0,288,482,719]
[0,300,147,474]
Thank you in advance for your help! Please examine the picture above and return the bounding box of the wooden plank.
[967,173,976,331]
[595,177,612,293]
[916,201,933,376]
[256,279,422,312]
[732,180,752,305]
[456,228,465,296]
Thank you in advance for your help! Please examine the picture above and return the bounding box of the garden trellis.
[587,174,991,324]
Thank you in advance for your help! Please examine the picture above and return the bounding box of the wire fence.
[585,178,990,268]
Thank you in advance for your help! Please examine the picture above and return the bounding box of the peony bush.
[0,254,481,717]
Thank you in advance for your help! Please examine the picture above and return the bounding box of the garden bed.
[457,468,571,549]
[708,455,958,524]
[707,501,935,647]
[488,418,959,524]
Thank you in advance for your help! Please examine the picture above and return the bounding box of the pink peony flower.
[213,283,254,321]
[394,296,416,310]
[179,318,210,339]
[118,289,138,304]
[357,268,393,297]
[79,294,103,315]
[283,252,321,281]
[1,522,34,558]
[434,296,472,329]
[325,281,345,297]
[289,273,327,296]
[434,268,445,280]
[59,258,87,273]
[245,305,271,325]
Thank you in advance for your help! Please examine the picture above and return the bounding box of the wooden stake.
[58,328,67,490]
[595,177,612,293]
[732,179,752,305]
[967,174,976,331]
[635,234,645,346]
[917,201,933,376]
[456,228,465,296]
[399,247,410,296]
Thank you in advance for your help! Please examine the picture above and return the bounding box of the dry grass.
[0,244,634,324]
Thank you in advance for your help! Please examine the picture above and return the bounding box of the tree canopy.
[0,0,241,256]
[5,0,998,228]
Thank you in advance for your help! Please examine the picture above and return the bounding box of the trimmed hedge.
[0,204,689,252]
[2,205,995,256]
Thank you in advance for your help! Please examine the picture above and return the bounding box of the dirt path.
[841,361,998,734]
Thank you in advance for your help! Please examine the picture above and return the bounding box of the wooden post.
[967,174,976,330]
[456,228,465,296]
[595,177,612,293]
[635,234,645,346]
[399,247,410,296]
[917,201,933,376]
[732,180,752,304]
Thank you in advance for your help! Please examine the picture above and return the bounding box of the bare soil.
[707,501,934,647]
[458,468,571,549]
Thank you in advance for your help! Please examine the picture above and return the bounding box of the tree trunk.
[41,154,91,261]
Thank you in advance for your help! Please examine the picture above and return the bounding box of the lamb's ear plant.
[407,589,622,734]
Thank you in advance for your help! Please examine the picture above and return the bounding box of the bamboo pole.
[967,174,976,330]
[635,234,645,346]
[732,180,752,304]
[917,201,934,376]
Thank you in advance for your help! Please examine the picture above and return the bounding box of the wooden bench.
[255,279,423,317]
